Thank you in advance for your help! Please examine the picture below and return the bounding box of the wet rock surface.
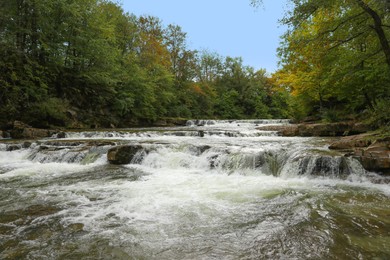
[257,121,388,175]
[257,122,372,137]
[330,136,390,175]
[7,121,57,139]
[107,145,144,165]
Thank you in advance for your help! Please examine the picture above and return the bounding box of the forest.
[0,0,389,129]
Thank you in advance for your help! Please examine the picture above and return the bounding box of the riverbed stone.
[107,145,143,165]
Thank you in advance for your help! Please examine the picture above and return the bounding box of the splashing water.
[1,120,390,259]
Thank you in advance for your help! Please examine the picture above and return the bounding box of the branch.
[327,31,366,51]
[316,11,365,38]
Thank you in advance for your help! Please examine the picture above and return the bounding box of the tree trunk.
[355,0,390,70]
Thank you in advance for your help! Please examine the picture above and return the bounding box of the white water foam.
[1,119,390,259]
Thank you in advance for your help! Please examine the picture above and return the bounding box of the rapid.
[1,120,390,259]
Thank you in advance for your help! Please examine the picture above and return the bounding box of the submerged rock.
[107,145,143,165]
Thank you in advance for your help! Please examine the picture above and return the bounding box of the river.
[1,120,389,259]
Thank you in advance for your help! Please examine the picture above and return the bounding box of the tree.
[263,0,390,120]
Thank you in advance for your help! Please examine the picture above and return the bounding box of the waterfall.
[1,119,390,259]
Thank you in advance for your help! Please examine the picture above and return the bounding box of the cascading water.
[1,119,390,259]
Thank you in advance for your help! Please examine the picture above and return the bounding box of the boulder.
[331,136,390,175]
[11,127,53,139]
[8,120,57,139]
[107,145,143,165]
[354,140,390,174]
[6,144,22,151]
[56,132,67,138]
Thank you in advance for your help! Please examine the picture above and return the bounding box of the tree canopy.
[0,0,289,128]
[2,0,388,129]
[270,0,390,124]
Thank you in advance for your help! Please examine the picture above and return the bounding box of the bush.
[25,98,70,128]
[368,98,390,128]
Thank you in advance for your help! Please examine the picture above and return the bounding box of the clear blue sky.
[121,0,289,73]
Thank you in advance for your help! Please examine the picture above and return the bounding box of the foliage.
[0,0,291,129]
[265,0,390,123]
[368,98,390,128]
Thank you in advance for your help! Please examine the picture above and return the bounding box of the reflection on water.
[1,120,389,259]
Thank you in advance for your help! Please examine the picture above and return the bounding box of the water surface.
[1,120,389,259]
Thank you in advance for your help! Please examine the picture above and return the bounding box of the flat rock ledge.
[257,122,389,175]
[3,121,58,139]
[257,122,371,137]
[330,135,390,175]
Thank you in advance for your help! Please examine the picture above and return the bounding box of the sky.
[122,0,290,73]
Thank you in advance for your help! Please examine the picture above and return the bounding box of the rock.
[329,132,390,174]
[154,120,168,126]
[56,132,67,138]
[256,125,299,136]
[107,145,143,165]
[22,142,32,148]
[351,122,372,134]
[297,122,354,136]
[280,125,299,136]
[357,152,390,174]
[6,144,22,151]
[2,131,10,138]
[355,140,390,174]
[329,134,373,150]
[8,120,57,139]
[257,122,371,137]
[11,127,52,139]
[333,138,390,175]
[0,130,3,138]
[296,155,352,178]
[167,118,188,126]
[13,121,32,129]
